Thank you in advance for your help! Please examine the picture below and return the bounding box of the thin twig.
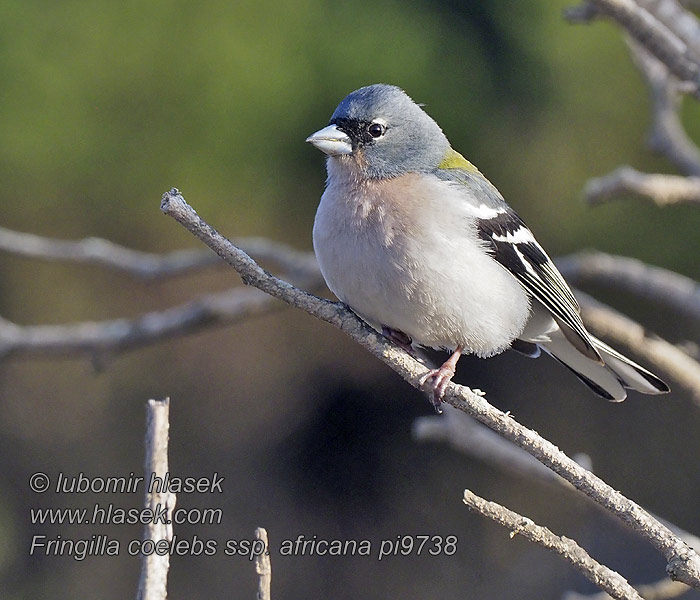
[628,39,700,175]
[557,251,700,321]
[635,0,700,61]
[254,528,271,600]
[462,490,643,600]
[0,225,317,280]
[575,0,700,96]
[161,188,700,590]
[0,276,322,363]
[577,291,700,402]
[583,166,700,205]
[137,398,175,600]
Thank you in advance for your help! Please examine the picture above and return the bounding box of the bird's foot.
[382,326,416,357]
[418,365,455,412]
[418,346,463,412]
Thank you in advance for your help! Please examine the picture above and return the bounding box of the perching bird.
[306,84,669,407]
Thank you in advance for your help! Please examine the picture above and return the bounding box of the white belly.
[312,162,530,357]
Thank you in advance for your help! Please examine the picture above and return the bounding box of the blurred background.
[1,0,699,598]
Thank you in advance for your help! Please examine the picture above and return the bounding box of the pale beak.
[305,124,353,156]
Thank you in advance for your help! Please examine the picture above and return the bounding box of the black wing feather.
[476,210,601,363]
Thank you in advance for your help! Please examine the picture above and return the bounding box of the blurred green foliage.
[0,0,697,265]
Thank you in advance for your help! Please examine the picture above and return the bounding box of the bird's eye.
[368,123,386,138]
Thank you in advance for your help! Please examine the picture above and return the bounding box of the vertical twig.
[137,398,176,600]
[254,527,272,600]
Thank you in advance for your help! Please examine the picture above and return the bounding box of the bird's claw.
[419,363,457,412]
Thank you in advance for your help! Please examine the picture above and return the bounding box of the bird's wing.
[435,161,601,362]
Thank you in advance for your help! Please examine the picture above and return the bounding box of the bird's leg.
[418,346,464,411]
[381,326,416,357]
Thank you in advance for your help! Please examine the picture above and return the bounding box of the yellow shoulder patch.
[437,148,480,173]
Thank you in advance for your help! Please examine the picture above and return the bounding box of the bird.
[306,83,669,408]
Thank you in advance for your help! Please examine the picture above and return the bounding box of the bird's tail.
[537,329,669,402]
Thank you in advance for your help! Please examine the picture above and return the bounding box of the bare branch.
[571,7,700,200]
[0,271,322,362]
[570,0,700,95]
[0,225,217,278]
[137,398,175,600]
[161,188,700,590]
[0,225,317,280]
[462,490,643,600]
[583,166,700,205]
[0,223,321,362]
[254,528,271,600]
[576,291,700,402]
[628,39,700,175]
[635,0,700,61]
[557,251,700,321]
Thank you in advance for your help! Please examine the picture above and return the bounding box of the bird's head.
[306,84,450,179]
